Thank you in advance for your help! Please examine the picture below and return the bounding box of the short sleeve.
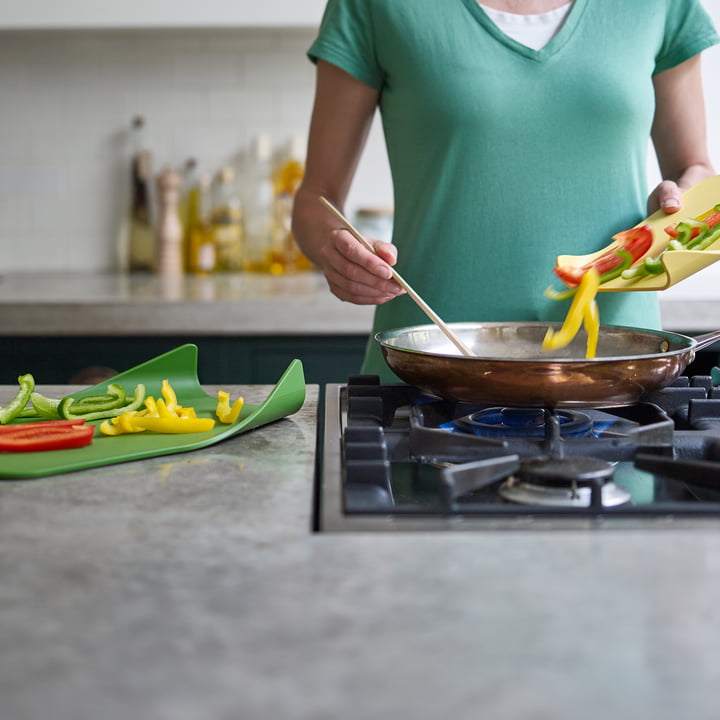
[307,0,386,90]
[654,0,719,75]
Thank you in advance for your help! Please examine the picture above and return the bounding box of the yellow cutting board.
[555,174,720,292]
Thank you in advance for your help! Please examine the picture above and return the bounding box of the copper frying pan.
[375,322,720,408]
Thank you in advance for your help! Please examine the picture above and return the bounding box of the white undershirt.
[477,2,573,50]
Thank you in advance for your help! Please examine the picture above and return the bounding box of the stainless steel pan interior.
[374,322,720,407]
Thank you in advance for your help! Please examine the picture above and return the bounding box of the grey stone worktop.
[1,270,720,336]
[2,384,720,720]
[0,271,375,336]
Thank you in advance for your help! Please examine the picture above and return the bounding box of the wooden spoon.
[320,196,474,357]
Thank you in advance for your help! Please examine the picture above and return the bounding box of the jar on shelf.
[353,207,394,244]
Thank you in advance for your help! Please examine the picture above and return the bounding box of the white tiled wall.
[0,28,392,273]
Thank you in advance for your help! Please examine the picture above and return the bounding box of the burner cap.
[454,407,593,438]
[498,456,631,508]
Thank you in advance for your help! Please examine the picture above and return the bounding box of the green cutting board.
[0,344,306,479]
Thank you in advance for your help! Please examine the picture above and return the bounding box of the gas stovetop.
[316,374,720,531]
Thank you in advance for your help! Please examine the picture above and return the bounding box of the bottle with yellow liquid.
[271,135,313,273]
[210,167,244,272]
[179,157,199,267]
[186,173,216,274]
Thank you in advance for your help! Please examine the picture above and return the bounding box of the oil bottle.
[271,135,313,273]
[179,157,199,267]
[186,173,216,274]
[210,166,244,272]
[127,116,155,272]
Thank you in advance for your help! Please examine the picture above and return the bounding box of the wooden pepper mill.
[155,168,184,276]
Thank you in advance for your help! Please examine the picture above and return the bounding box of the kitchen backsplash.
[0,28,392,273]
[1,15,719,290]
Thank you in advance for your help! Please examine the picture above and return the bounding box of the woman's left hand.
[647,179,683,215]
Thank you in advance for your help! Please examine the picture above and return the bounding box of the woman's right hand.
[319,228,405,305]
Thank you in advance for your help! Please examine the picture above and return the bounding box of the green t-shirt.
[309,0,719,379]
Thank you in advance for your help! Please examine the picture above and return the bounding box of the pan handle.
[692,330,720,352]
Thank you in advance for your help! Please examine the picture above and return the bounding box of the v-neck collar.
[461,0,589,61]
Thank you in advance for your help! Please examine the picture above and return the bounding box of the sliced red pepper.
[0,423,94,452]
[0,419,86,434]
[554,225,653,288]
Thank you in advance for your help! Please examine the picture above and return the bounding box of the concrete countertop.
[0,271,375,336]
[2,383,720,720]
[1,270,719,337]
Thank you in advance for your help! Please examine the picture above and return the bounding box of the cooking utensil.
[375,322,720,407]
[0,344,306,479]
[557,174,720,292]
[319,196,474,357]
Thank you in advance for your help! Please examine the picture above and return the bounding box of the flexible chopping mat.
[556,174,720,292]
[0,344,306,479]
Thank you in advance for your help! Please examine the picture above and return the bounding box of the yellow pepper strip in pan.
[216,390,244,424]
[542,267,600,356]
[583,299,600,359]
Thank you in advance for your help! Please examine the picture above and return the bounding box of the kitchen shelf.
[0,0,327,30]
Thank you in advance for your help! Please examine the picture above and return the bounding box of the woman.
[292,0,719,379]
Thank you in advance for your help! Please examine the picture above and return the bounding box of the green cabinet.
[0,335,369,386]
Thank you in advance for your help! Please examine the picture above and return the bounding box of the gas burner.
[453,407,593,439]
[498,456,631,508]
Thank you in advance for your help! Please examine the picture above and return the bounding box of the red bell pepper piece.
[554,225,653,287]
[0,421,94,452]
[0,419,86,434]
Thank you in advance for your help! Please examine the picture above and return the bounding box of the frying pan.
[375,322,720,408]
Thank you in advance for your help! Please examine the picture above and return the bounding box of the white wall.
[0,1,718,279]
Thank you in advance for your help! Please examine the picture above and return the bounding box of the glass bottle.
[127,116,155,272]
[210,167,244,272]
[271,135,313,273]
[179,157,199,268]
[186,174,216,274]
[242,134,274,273]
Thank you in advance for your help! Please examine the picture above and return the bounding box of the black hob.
[316,373,720,531]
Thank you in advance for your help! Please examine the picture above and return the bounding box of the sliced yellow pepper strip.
[117,411,146,434]
[144,396,158,416]
[583,299,599,359]
[99,418,124,435]
[155,398,175,419]
[216,390,244,424]
[542,267,600,355]
[99,380,214,436]
[161,379,178,413]
[131,416,215,434]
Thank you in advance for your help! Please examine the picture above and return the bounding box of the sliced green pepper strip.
[30,391,61,419]
[683,220,711,249]
[642,256,666,275]
[58,383,127,419]
[59,384,146,422]
[0,374,35,425]
[73,384,126,408]
[692,225,720,252]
